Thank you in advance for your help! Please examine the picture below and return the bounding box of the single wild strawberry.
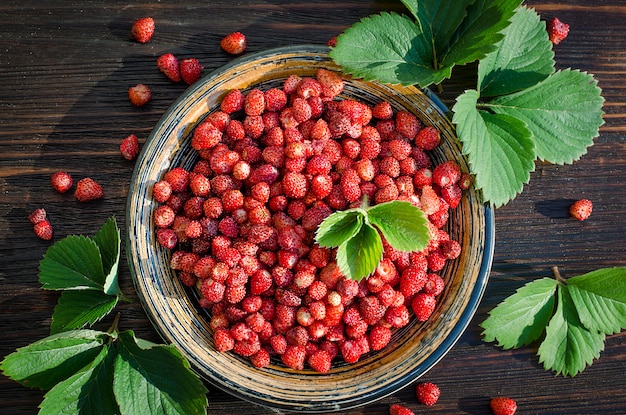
[130,17,154,43]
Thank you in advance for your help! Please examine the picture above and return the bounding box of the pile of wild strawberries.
[151,68,470,373]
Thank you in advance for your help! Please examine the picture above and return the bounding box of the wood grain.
[1,1,625,414]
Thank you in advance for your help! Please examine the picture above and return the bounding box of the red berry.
[415,382,440,406]
[490,397,517,415]
[281,345,306,370]
[221,89,245,114]
[316,68,344,99]
[570,198,592,221]
[51,171,73,193]
[411,293,436,322]
[120,134,140,160]
[395,110,420,139]
[389,403,414,415]
[308,349,332,373]
[157,53,181,83]
[180,58,203,85]
[547,17,569,45]
[369,325,392,351]
[220,32,247,55]
[164,167,190,192]
[128,84,151,107]
[433,160,461,187]
[74,177,103,202]
[130,17,154,43]
[28,208,47,225]
[415,126,440,150]
[33,219,53,240]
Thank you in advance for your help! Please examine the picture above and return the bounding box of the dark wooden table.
[1,1,625,414]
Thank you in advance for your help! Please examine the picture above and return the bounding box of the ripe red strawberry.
[340,168,362,203]
[490,397,517,415]
[389,403,414,415]
[164,167,189,192]
[28,208,47,225]
[411,293,436,322]
[395,110,420,139]
[33,219,53,240]
[220,32,247,55]
[213,328,235,352]
[74,177,103,202]
[130,17,154,43]
[120,134,140,160]
[180,58,203,85]
[547,17,569,45]
[415,126,440,150]
[281,345,306,370]
[369,324,392,351]
[373,101,393,120]
[128,84,151,106]
[51,171,73,193]
[282,172,308,199]
[415,382,440,406]
[307,349,332,373]
[570,198,592,221]
[316,68,344,99]
[433,160,461,187]
[157,53,181,83]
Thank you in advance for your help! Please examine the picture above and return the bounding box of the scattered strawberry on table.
[50,171,73,193]
[120,133,140,160]
[221,32,247,55]
[29,208,53,240]
[74,177,104,202]
[415,381,440,406]
[490,396,517,415]
[130,17,155,43]
[570,198,592,221]
[157,53,182,83]
[128,83,152,106]
[547,17,569,45]
[180,58,204,85]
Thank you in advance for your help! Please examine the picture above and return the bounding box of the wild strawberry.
[369,324,392,351]
[51,171,73,193]
[570,198,592,221]
[372,101,393,119]
[415,126,440,150]
[291,98,312,123]
[379,157,400,178]
[28,208,47,225]
[244,115,265,138]
[308,349,332,373]
[433,160,461,187]
[206,111,230,131]
[441,184,462,209]
[33,219,53,240]
[547,17,569,45]
[411,293,437,322]
[156,228,177,249]
[419,185,441,215]
[180,58,203,85]
[395,110,420,138]
[427,249,447,272]
[296,77,322,99]
[265,88,287,112]
[340,168,362,203]
[423,273,445,296]
[385,305,410,328]
[316,68,344,99]
[416,382,440,406]
[244,88,266,116]
[221,89,245,113]
[153,205,175,228]
[130,17,154,43]
[490,397,517,415]
[375,184,399,204]
[441,239,461,260]
[192,121,222,150]
[220,31,247,55]
[249,347,271,369]
[282,172,308,199]
[338,99,372,126]
[128,84,151,106]
[389,404,414,415]
[74,177,103,202]
[120,134,140,160]
[156,53,181,82]
[213,328,235,352]
[281,345,306,370]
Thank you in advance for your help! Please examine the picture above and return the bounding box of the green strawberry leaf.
[478,5,555,97]
[441,0,523,68]
[315,209,363,248]
[487,69,605,164]
[330,12,435,86]
[113,330,208,415]
[452,89,535,207]
[39,235,106,291]
[0,330,109,390]
[40,345,119,415]
[567,267,626,335]
[538,285,605,377]
[336,222,383,282]
[51,290,119,334]
[92,217,121,296]
[367,200,429,252]
[481,277,558,348]
[330,0,521,87]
